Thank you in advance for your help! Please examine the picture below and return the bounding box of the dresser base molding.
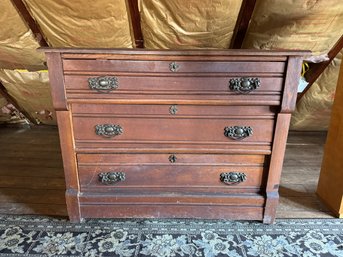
[42,48,308,224]
[79,205,264,221]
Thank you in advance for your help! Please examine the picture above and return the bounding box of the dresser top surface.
[39,47,310,57]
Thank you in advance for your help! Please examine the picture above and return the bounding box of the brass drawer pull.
[88,76,118,93]
[229,78,260,94]
[169,62,180,72]
[95,124,123,138]
[224,126,253,140]
[98,172,125,185]
[169,105,178,115]
[220,172,247,185]
[168,154,177,163]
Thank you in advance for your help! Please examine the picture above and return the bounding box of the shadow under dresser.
[41,48,308,223]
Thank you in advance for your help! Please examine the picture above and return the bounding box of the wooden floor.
[0,126,334,219]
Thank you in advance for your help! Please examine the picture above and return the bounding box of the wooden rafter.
[10,0,48,47]
[0,81,36,124]
[297,35,343,102]
[127,0,144,48]
[230,0,257,49]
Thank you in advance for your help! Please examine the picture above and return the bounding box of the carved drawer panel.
[77,153,267,194]
[64,75,284,97]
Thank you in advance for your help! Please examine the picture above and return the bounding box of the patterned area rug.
[0,215,342,257]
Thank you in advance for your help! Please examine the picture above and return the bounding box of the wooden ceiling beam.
[127,0,144,48]
[297,35,343,102]
[0,81,36,124]
[230,0,257,49]
[10,0,48,47]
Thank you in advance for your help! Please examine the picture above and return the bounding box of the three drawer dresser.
[43,48,308,223]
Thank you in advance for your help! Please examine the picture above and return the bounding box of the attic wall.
[23,0,133,48]
[291,51,343,130]
[0,70,55,125]
[243,0,343,56]
[141,0,242,49]
[0,0,343,129]
[0,1,45,70]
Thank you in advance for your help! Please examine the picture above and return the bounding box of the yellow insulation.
[141,0,242,49]
[291,51,343,130]
[243,0,343,56]
[0,1,45,70]
[24,0,133,48]
[0,70,56,125]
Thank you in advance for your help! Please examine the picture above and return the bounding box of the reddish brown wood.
[72,116,274,143]
[40,48,309,56]
[264,113,292,223]
[127,0,144,48]
[80,205,264,220]
[78,165,265,193]
[230,0,257,49]
[68,95,282,107]
[63,59,286,73]
[56,111,81,222]
[43,48,306,223]
[0,81,36,124]
[65,75,284,93]
[75,143,272,155]
[78,153,265,164]
[281,57,303,112]
[71,104,276,118]
[299,35,343,101]
[45,53,67,111]
[10,0,48,47]
[80,194,265,206]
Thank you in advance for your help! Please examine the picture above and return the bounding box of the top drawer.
[63,59,286,74]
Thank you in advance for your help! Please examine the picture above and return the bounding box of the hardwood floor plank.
[0,188,65,204]
[0,176,66,190]
[0,203,67,216]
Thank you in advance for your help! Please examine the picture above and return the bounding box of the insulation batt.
[0,1,45,70]
[140,0,242,49]
[0,70,56,125]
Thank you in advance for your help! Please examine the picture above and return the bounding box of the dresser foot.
[263,192,278,224]
[66,189,82,223]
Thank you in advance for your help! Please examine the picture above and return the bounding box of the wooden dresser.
[43,48,307,223]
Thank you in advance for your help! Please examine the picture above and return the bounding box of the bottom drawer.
[77,153,268,193]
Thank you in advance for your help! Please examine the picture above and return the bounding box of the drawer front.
[63,59,286,74]
[64,75,284,95]
[77,153,266,193]
[72,116,274,145]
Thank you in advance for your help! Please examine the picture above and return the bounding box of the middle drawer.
[72,104,275,151]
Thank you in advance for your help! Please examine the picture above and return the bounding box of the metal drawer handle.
[224,126,253,140]
[169,62,180,72]
[95,124,123,138]
[229,78,260,94]
[88,76,118,93]
[98,172,125,185]
[220,172,247,185]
